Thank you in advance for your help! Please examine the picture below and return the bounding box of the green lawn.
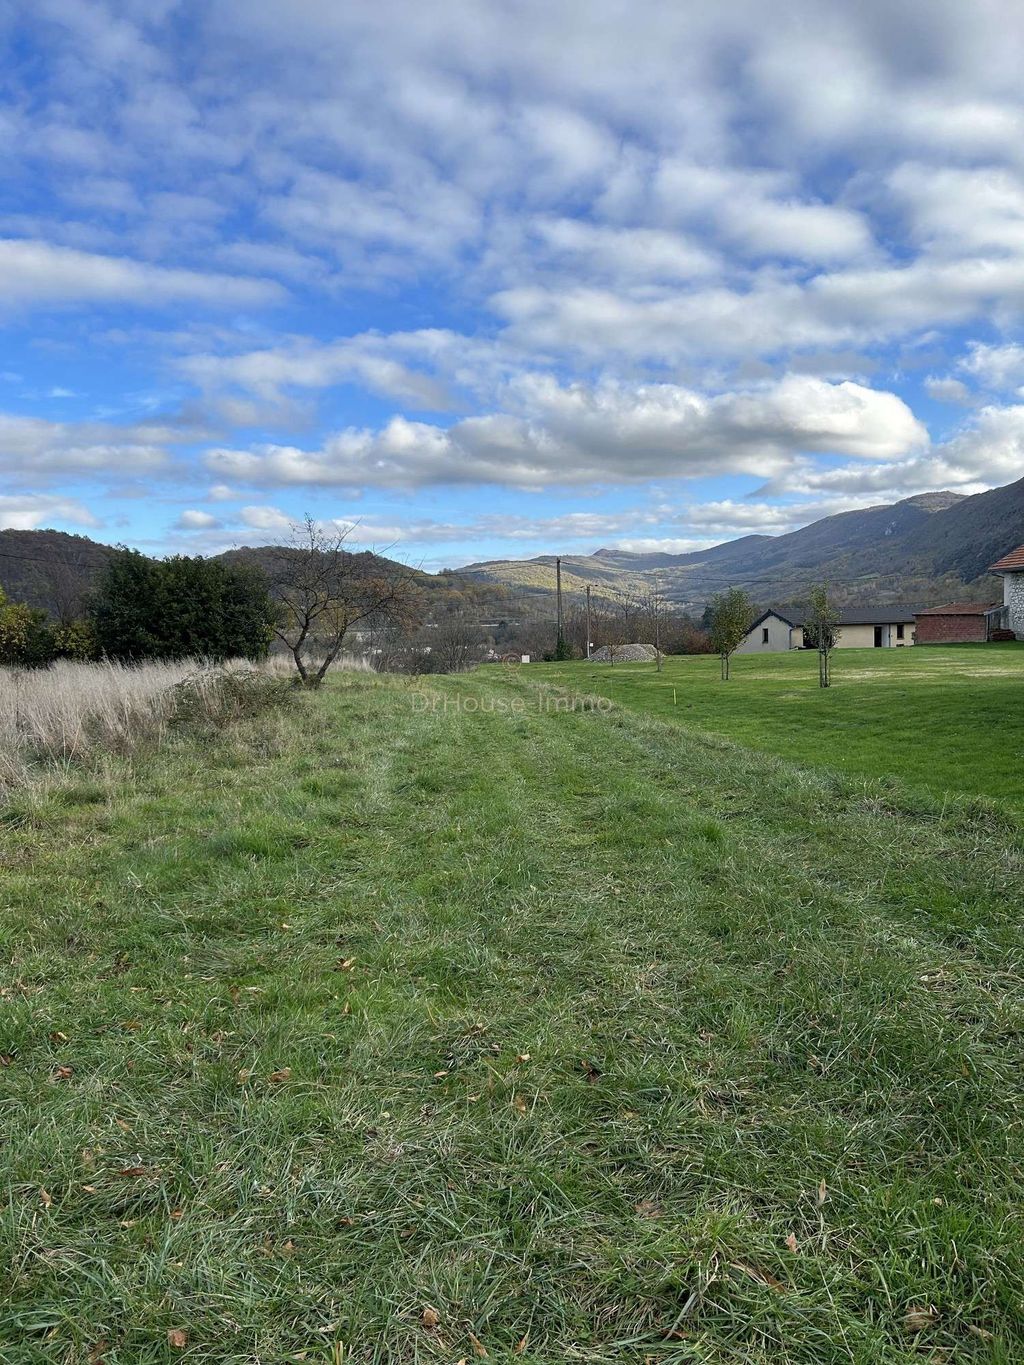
[530,644,1024,809]
[2,669,1024,1362]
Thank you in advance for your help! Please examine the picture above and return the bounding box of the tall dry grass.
[0,657,284,789]
[0,652,376,791]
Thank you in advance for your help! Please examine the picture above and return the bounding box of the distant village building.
[738,606,920,653]
[990,545,1024,636]
[914,602,1007,644]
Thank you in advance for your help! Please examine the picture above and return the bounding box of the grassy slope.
[2,671,1024,1363]
[531,644,1024,809]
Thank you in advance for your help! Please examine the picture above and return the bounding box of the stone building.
[990,545,1024,637]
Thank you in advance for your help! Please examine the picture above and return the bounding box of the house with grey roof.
[737,605,922,653]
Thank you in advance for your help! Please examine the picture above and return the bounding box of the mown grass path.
[2,671,1023,1362]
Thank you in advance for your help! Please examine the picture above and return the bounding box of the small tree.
[266,516,418,687]
[804,584,840,688]
[708,588,753,681]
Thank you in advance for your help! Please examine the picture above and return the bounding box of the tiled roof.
[915,602,1001,616]
[764,605,923,627]
[990,545,1024,572]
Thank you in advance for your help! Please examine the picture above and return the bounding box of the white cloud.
[0,493,99,530]
[174,509,221,530]
[0,239,283,311]
[958,341,1024,392]
[758,402,1024,500]
[925,376,972,403]
[204,375,926,490]
[0,412,174,478]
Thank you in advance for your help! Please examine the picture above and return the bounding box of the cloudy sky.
[4,0,1024,567]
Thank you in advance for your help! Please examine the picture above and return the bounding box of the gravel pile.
[589,643,659,663]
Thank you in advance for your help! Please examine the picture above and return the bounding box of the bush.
[169,667,293,732]
[0,593,57,667]
[93,550,277,662]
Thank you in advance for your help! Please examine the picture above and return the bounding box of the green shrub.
[0,593,58,667]
[92,550,277,662]
[169,667,293,733]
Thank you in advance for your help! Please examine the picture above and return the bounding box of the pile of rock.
[589,643,659,663]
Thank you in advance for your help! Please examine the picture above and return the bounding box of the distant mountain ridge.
[458,478,1024,611]
[3,475,1022,620]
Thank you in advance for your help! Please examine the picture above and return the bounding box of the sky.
[3,0,1024,570]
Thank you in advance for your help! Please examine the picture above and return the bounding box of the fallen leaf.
[817,1179,827,1206]
[115,1118,132,1132]
[513,1094,528,1115]
[581,1060,601,1083]
[341,1000,352,1016]
[118,1166,148,1178]
[335,958,356,971]
[237,1068,251,1084]
[421,1306,440,1328]
[515,1053,531,1064]
[433,1070,449,1078]
[469,1332,488,1358]
[268,1067,292,1083]
[785,1233,798,1253]
[635,1200,663,1219]
[730,1259,786,1293]
[53,1064,74,1081]
[82,1185,98,1194]
[967,1324,995,1341]
[170,1208,184,1220]
[167,1328,188,1349]
[39,1188,53,1208]
[513,1335,528,1353]
[903,1306,938,1333]
[0,1053,13,1067]
[50,1030,69,1044]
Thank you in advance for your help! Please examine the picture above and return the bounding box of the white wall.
[737,614,795,653]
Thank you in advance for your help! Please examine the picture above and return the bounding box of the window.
[762,626,770,644]
[896,623,905,640]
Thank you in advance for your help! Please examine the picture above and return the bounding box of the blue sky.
[3,0,1024,570]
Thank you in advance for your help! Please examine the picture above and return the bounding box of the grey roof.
[759,605,924,628]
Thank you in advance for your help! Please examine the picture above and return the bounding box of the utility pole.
[655,571,663,672]
[555,556,565,658]
[586,584,592,660]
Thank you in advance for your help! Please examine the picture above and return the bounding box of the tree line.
[0,517,419,686]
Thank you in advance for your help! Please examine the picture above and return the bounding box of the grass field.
[2,666,1024,1362]
[531,644,1024,809]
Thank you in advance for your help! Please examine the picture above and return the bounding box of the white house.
[737,605,921,653]
[990,545,1024,636]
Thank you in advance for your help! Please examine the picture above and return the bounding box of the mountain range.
[2,473,1023,621]
[459,475,1024,611]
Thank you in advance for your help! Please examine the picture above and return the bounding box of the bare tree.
[266,516,418,687]
[590,592,634,663]
[708,587,753,681]
[804,583,840,688]
[630,574,669,670]
[431,609,486,673]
